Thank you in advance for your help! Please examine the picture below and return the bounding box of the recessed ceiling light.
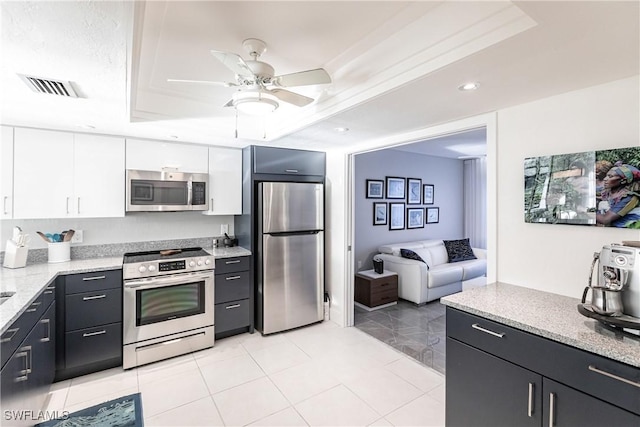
[334,127,349,133]
[458,82,480,91]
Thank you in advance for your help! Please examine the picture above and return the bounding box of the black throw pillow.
[400,248,429,269]
[443,238,477,263]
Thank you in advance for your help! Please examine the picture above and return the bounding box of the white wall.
[354,149,464,270]
[497,75,640,298]
[1,213,234,250]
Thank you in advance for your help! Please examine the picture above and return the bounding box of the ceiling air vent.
[18,74,79,98]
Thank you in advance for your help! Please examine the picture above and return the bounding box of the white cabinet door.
[126,139,208,173]
[74,134,125,218]
[14,128,75,219]
[205,147,242,215]
[1,126,13,219]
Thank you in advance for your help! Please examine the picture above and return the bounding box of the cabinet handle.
[1,328,20,343]
[588,365,640,388]
[14,349,29,382]
[77,197,81,214]
[66,196,71,214]
[45,285,55,295]
[548,392,556,426]
[3,196,8,215]
[82,275,106,281]
[225,275,242,281]
[527,382,535,417]
[210,198,214,211]
[83,330,107,337]
[17,345,32,375]
[225,260,241,264]
[25,301,42,313]
[225,304,241,309]
[471,323,505,338]
[82,294,107,301]
[285,169,299,173]
[40,318,51,342]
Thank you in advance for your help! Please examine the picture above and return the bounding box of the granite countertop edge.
[441,282,640,368]
[0,246,251,334]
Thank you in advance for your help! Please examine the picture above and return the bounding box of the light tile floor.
[44,321,445,426]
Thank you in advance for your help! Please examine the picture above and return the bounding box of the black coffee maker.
[373,256,384,274]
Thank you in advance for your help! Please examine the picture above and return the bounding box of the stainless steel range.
[122,247,214,369]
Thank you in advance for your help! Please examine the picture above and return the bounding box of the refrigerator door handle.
[267,230,321,237]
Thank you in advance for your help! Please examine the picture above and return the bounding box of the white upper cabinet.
[13,128,125,219]
[204,147,242,215]
[1,126,14,219]
[125,138,208,173]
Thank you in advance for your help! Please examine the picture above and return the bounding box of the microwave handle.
[125,271,212,289]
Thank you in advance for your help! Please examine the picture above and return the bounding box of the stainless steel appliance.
[126,169,208,212]
[257,182,324,334]
[579,243,640,334]
[122,247,214,369]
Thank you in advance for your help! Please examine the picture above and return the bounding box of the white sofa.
[375,239,487,305]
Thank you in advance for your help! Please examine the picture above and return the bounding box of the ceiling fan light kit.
[232,89,279,115]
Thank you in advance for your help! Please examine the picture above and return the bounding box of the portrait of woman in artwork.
[596,164,640,228]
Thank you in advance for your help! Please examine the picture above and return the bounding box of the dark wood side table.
[354,269,398,311]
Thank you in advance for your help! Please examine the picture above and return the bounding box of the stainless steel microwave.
[126,169,208,212]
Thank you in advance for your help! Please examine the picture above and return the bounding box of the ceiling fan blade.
[222,98,235,108]
[210,50,254,78]
[272,68,331,87]
[268,88,314,107]
[167,78,237,87]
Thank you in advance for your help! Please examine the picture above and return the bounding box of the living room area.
[352,127,488,373]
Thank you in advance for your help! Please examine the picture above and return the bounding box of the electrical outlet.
[71,229,83,243]
[221,224,229,235]
[357,260,362,269]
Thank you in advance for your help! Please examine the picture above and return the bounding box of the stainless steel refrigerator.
[257,181,324,334]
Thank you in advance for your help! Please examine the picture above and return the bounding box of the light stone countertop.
[441,282,640,368]
[0,246,251,334]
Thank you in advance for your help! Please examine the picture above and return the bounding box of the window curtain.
[463,157,487,249]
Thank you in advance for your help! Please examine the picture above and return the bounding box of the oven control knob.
[197,260,203,266]
[189,261,196,267]
[205,259,211,265]
[148,265,156,272]
[138,265,147,273]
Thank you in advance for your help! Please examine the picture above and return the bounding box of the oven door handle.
[124,272,212,289]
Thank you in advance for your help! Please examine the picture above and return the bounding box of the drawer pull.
[40,319,51,342]
[226,304,241,309]
[588,365,640,388]
[527,382,534,417]
[45,285,55,294]
[225,260,241,264]
[82,275,106,281]
[82,294,107,301]
[548,392,556,426]
[83,330,107,337]
[285,169,299,173]
[225,275,242,281]
[471,323,505,338]
[1,328,20,343]
[25,301,42,313]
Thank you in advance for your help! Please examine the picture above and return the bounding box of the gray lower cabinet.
[55,269,122,381]
[215,256,253,338]
[1,291,55,427]
[446,307,640,427]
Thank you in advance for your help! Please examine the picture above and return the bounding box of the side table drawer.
[370,288,398,307]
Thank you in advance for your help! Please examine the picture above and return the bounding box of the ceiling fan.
[168,38,331,115]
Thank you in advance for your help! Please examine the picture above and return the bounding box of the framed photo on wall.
[373,202,387,225]
[426,207,440,224]
[366,179,384,199]
[407,178,422,204]
[407,208,424,229]
[423,184,435,204]
[389,202,406,230]
[386,177,406,199]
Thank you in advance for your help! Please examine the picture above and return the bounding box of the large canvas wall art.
[524,147,640,228]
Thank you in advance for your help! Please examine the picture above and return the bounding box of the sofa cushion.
[427,264,464,288]
[457,258,487,280]
[443,238,477,263]
[427,245,449,266]
[379,241,426,256]
[400,248,431,268]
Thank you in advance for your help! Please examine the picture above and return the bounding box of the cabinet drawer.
[447,308,640,416]
[65,288,122,331]
[65,269,121,294]
[1,288,54,369]
[65,323,122,369]
[369,288,398,307]
[215,256,250,275]
[216,271,251,304]
[370,279,398,295]
[215,299,250,333]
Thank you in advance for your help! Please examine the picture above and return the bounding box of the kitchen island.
[442,282,639,426]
